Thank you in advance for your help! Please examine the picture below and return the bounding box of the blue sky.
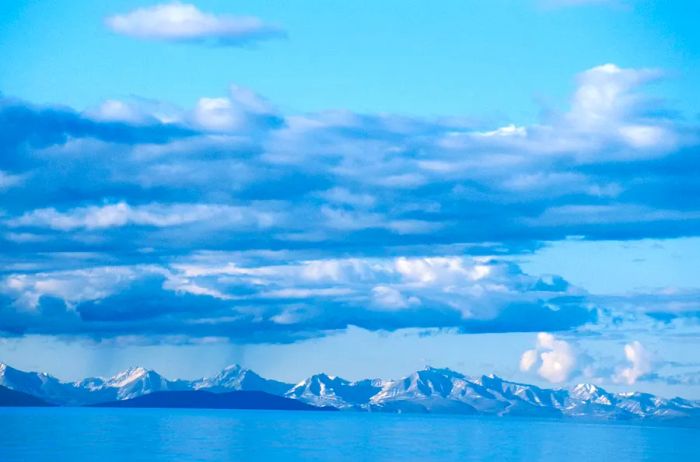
[0,0,699,397]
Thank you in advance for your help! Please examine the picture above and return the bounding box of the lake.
[0,408,697,461]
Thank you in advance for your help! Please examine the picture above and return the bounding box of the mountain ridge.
[1,362,698,422]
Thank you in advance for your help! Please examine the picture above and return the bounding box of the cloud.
[520,332,578,383]
[0,170,24,190]
[192,85,283,132]
[614,341,653,385]
[6,202,278,231]
[106,2,285,46]
[594,289,700,324]
[0,257,596,341]
[564,64,676,154]
[1,63,698,344]
[0,98,194,162]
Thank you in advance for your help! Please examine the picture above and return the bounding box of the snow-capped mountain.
[367,367,483,414]
[289,367,700,422]
[76,367,190,401]
[0,363,82,405]
[192,364,292,396]
[0,363,191,405]
[285,373,386,409]
[1,361,698,423]
[0,363,291,405]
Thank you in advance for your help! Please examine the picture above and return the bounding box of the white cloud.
[563,64,676,153]
[6,202,279,231]
[0,170,25,190]
[475,124,527,138]
[519,348,538,371]
[0,254,592,339]
[520,332,578,383]
[193,98,239,131]
[617,124,672,149]
[394,257,493,285]
[614,340,653,385]
[371,285,420,310]
[88,99,182,125]
[106,2,284,45]
[2,266,149,310]
[569,64,648,126]
[192,85,279,132]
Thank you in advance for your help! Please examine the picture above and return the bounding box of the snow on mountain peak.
[572,383,605,397]
[570,383,613,405]
[221,364,244,373]
[107,367,152,388]
[421,366,465,378]
[0,361,698,422]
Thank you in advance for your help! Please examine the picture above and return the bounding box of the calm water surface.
[0,408,697,461]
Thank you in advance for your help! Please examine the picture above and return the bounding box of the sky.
[0,0,699,398]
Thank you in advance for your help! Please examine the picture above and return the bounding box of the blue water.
[0,408,697,461]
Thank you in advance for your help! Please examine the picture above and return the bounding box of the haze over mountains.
[1,362,699,423]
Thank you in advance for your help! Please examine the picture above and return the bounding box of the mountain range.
[2,362,699,423]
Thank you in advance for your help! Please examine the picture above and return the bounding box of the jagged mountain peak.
[106,366,157,387]
[192,364,292,396]
[309,372,346,382]
[0,361,698,423]
[286,372,382,409]
[570,383,613,405]
[0,362,14,377]
[573,383,603,392]
[420,366,465,378]
[0,362,51,378]
[289,373,350,394]
[211,364,250,381]
[480,373,506,382]
[220,364,245,373]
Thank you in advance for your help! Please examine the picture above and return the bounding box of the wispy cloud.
[105,2,285,46]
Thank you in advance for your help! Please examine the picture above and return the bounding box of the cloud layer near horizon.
[1,64,699,343]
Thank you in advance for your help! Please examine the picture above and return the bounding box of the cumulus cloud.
[105,2,285,46]
[520,333,578,383]
[565,64,676,154]
[614,341,653,385]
